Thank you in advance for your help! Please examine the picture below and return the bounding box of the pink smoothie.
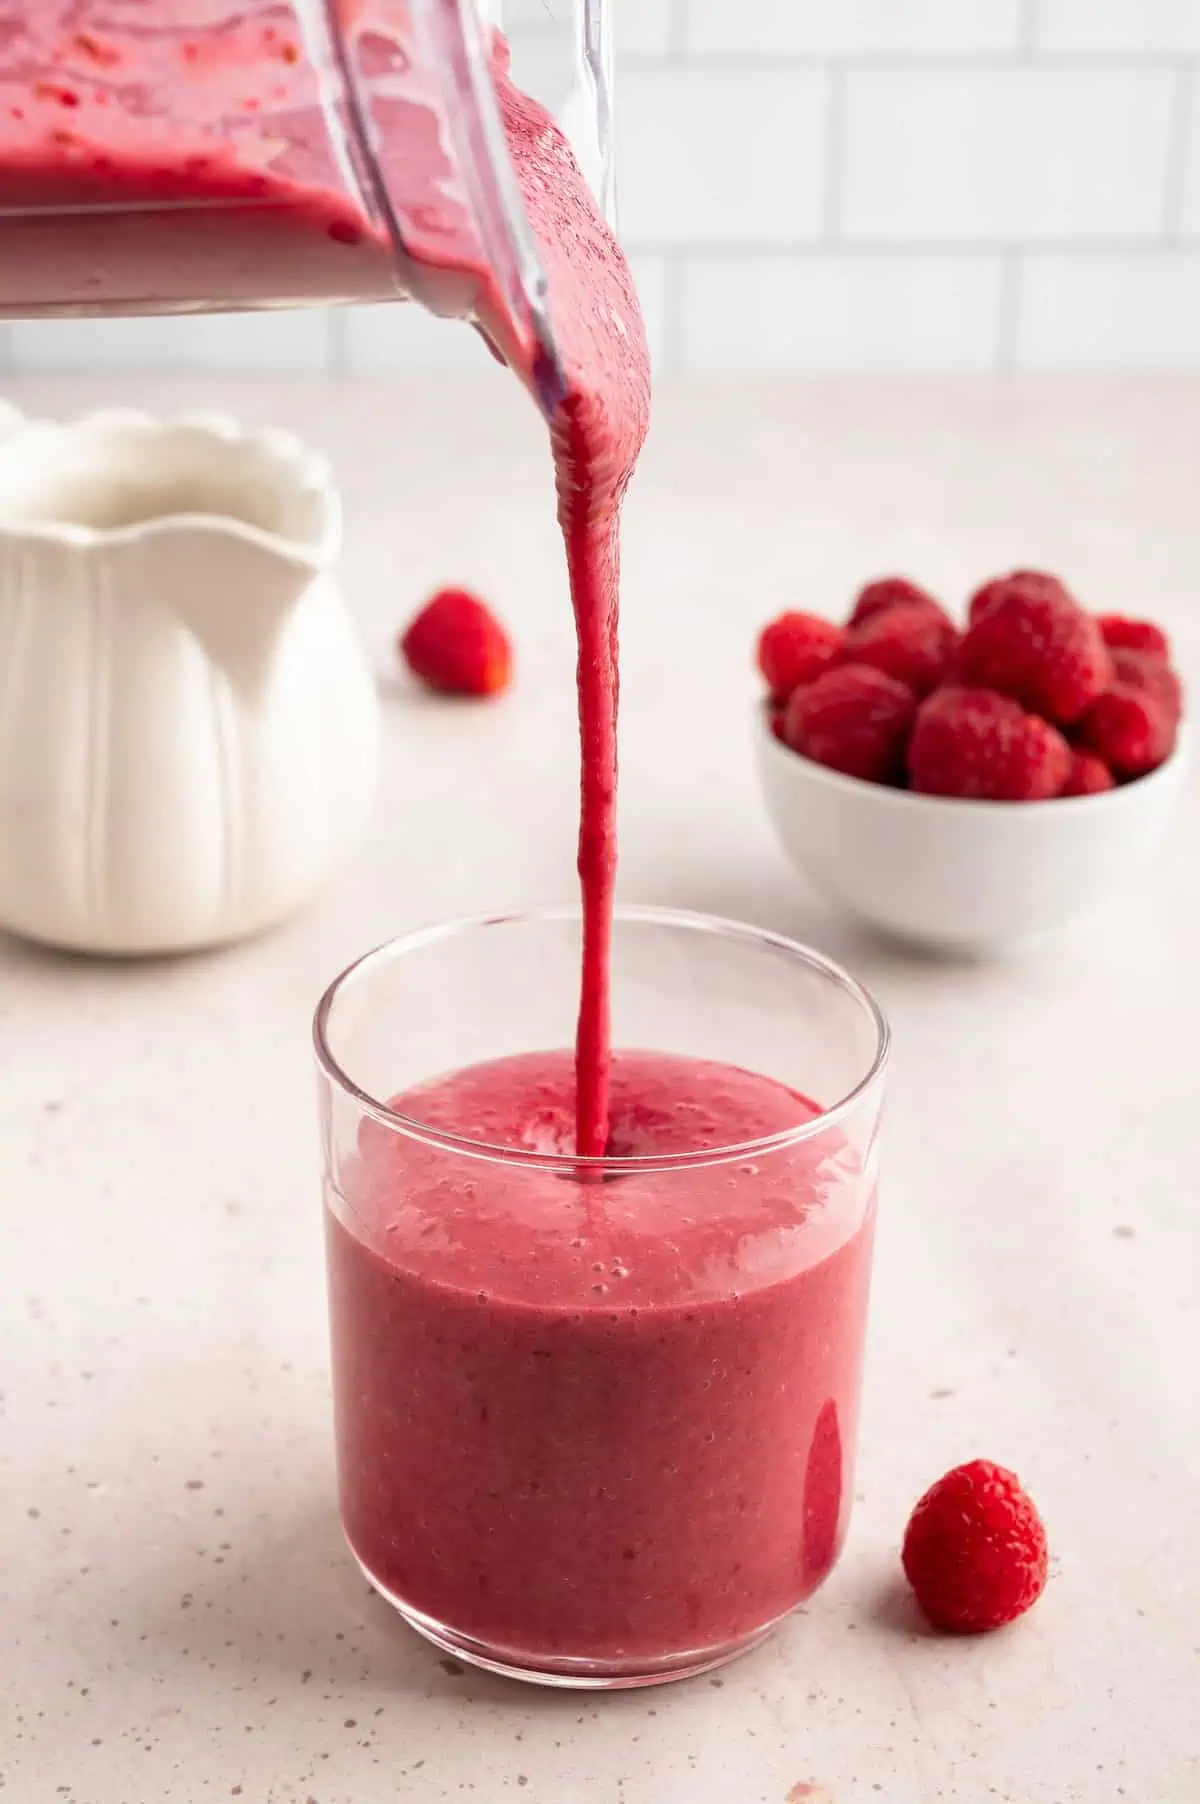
[327,1049,875,1666]
[0,3,646,1152]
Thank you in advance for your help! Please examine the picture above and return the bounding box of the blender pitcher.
[0,0,614,407]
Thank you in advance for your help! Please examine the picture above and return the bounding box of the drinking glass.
[315,905,888,1687]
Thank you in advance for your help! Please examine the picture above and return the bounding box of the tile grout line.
[1162,65,1195,238]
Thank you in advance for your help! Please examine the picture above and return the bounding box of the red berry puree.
[328,1050,875,1664]
[6,4,876,1665]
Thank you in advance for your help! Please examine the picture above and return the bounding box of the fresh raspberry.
[400,587,512,697]
[1098,614,1171,660]
[1073,645,1182,780]
[966,568,1071,627]
[769,706,787,743]
[1060,750,1115,796]
[848,576,948,629]
[959,576,1110,725]
[840,604,960,697]
[902,1459,1049,1634]
[782,665,916,785]
[1076,671,1178,780]
[757,612,843,703]
[1109,647,1183,725]
[908,686,1070,801]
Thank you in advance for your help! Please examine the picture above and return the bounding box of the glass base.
[350,1545,782,1690]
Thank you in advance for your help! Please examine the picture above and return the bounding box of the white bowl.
[757,708,1188,951]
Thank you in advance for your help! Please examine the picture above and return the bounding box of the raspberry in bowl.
[756,574,1188,951]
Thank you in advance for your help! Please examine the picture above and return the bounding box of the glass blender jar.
[0,0,614,404]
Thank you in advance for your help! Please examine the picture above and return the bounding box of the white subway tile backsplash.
[7,7,1200,378]
[679,253,1003,372]
[1035,0,1200,55]
[617,0,672,57]
[505,0,671,56]
[1016,252,1200,367]
[686,0,1022,59]
[6,310,331,371]
[840,68,1175,243]
[617,69,827,246]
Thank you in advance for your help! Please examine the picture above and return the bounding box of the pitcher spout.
[152,518,334,697]
[0,409,341,698]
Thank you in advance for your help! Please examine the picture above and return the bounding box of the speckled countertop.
[2,373,1198,1804]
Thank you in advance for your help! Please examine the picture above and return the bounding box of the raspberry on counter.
[400,587,513,698]
[902,1459,1049,1634]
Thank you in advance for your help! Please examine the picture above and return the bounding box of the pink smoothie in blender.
[0,2,536,325]
[0,1,889,1685]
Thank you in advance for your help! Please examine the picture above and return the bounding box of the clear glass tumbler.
[315,906,888,1689]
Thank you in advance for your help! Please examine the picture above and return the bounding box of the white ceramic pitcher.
[0,407,380,955]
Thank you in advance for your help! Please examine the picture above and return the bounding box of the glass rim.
[312,904,890,1174]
